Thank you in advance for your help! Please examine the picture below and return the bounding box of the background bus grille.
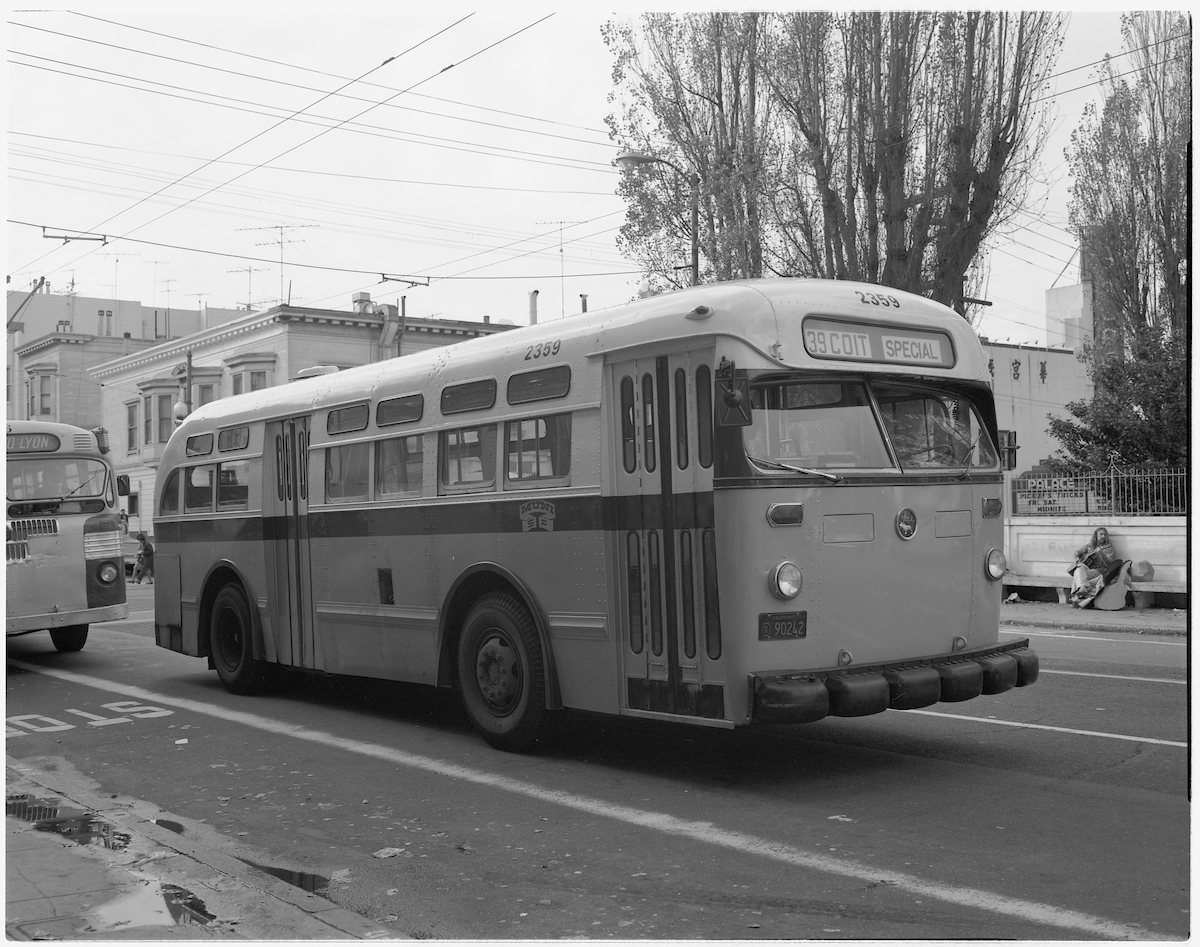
[73,433,94,450]
[8,518,58,541]
[83,530,123,559]
[7,541,30,562]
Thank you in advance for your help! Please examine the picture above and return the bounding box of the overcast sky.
[7,7,1129,344]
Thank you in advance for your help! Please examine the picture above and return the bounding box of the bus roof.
[174,279,989,434]
[7,419,104,455]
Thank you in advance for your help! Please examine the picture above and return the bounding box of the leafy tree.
[1048,13,1190,469]
[1047,332,1187,469]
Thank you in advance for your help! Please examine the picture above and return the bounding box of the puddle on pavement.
[7,793,219,932]
[238,858,330,893]
[7,792,131,850]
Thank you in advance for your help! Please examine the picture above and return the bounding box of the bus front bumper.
[7,604,128,636]
[751,639,1038,724]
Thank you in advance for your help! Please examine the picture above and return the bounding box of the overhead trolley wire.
[68,10,612,137]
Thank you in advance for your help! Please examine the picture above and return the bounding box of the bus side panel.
[497,525,616,715]
[154,552,185,652]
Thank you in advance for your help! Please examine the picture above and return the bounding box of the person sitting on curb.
[1069,527,1116,607]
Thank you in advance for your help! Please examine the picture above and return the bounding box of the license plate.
[758,612,807,640]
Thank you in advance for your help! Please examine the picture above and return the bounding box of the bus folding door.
[611,352,727,723]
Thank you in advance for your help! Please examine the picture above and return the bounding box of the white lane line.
[1041,669,1185,685]
[8,662,1165,940]
[899,709,1186,747]
[1017,630,1187,646]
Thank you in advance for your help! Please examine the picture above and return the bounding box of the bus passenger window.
[159,469,180,515]
[217,460,250,511]
[376,435,423,497]
[185,465,214,513]
[674,368,689,470]
[440,425,497,490]
[505,414,570,484]
[326,443,370,501]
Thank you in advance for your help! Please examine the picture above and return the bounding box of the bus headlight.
[984,548,1007,581]
[98,562,119,585]
[769,561,802,600]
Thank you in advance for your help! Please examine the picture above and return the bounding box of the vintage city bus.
[7,420,129,651]
[154,279,1037,750]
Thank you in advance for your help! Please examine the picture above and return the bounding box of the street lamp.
[616,150,700,287]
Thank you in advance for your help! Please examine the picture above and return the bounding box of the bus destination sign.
[6,432,60,453]
[802,317,955,368]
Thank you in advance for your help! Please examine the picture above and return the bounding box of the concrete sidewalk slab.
[1001,600,1187,636]
[6,757,408,940]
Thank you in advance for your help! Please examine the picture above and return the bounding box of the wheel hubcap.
[474,632,520,715]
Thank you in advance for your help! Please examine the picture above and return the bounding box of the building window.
[250,371,266,392]
[158,394,173,443]
[198,384,214,406]
[127,403,138,452]
[144,396,152,444]
[128,493,140,516]
[232,373,244,396]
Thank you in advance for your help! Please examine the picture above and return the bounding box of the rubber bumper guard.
[753,640,1038,725]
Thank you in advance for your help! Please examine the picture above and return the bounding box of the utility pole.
[237,225,316,306]
[536,220,582,318]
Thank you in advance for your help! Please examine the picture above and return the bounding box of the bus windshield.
[743,377,997,473]
[7,457,110,502]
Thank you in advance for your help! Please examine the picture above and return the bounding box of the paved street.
[6,583,1189,940]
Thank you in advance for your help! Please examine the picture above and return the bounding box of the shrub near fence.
[1011,467,1188,516]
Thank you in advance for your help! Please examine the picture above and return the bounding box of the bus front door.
[612,353,727,722]
[264,417,317,669]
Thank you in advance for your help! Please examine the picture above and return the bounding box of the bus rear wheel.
[50,625,88,652]
[210,584,268,695]
[457,592,548,752]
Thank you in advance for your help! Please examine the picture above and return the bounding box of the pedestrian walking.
[132,532,154,585]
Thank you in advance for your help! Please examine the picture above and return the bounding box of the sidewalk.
[6,756,406,941]
[1001,599,1188,636]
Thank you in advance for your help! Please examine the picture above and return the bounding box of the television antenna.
[228,265,269,311]
[238,224,316,306]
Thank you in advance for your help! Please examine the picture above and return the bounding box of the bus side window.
[696,365,713,469]
[620,376,637,474]
[217,460,250,511]
[505,414,571,485]
[376,435,423,497]
[159,469,181,515]
[440,425,497,490]
[326,443,370,501]
[185,465,214,513]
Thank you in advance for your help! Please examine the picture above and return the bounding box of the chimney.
[123,332,131,355]
[484,315,490,324]
[529,290,539,326]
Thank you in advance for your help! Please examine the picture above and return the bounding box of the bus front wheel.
[50,625,88,652]
[457,592,548,752]
[210,584,268,695]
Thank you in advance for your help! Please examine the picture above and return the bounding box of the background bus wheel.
[210,584,268,695]
[457,592,548,752]
[50,625,88,652]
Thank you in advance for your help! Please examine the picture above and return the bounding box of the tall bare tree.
[607,13,1065,316]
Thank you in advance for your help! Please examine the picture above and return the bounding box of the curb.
[1000,616,1187,637]
[6,756,407,940]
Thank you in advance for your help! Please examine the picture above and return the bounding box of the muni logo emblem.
[519,500,556,532]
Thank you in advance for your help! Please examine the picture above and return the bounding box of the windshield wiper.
[61,473,102,499]
[957,432,984,481]
[748,456,843,483]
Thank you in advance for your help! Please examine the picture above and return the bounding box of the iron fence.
[1011,466,1188,516]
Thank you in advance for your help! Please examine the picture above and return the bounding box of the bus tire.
[50,625,88,652]
[457,592,548,752]
[210,583,268,695]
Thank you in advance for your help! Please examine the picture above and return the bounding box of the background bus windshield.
[7,458,110,501]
